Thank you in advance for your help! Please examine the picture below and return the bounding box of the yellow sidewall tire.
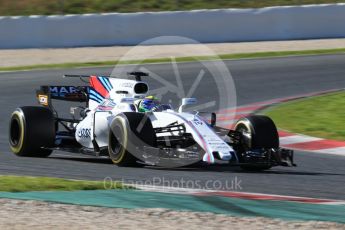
[110,117,129,164]
[9,111,25,155]
[234,119,253,149]
[9,107,55,157]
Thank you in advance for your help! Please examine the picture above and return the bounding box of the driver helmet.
[138,96,160,112]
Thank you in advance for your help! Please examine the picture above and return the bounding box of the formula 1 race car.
[9,72,296,170]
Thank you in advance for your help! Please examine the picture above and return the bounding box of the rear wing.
[36,86,89,107]
[36,72,149,108]
[63,72,148,81]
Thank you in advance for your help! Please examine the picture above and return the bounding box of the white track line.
[313,147,345,155]
[132,185,345,205]
[279,135,322,145]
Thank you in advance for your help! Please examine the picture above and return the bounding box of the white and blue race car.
[9,72,295,170]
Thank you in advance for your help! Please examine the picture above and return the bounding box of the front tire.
[9,106,55,157]
[234,115,279,171]
[108,113,156,166]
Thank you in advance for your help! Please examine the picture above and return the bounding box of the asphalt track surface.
[0,54,345,199]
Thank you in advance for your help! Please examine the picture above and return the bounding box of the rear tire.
[9,106,55,157]
[108,113,156,166]
[234,115,279,171]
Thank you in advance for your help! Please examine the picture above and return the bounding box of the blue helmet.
[138,96,160,112]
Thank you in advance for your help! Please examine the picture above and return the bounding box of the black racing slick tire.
[108,112,156,166]
[234,115,279,171]
[9,106,55,157]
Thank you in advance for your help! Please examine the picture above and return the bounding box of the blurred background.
[1,0,345,15]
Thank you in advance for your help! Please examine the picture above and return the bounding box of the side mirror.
[178,98,197,113]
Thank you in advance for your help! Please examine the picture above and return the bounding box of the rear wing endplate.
[36,86,89,107]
